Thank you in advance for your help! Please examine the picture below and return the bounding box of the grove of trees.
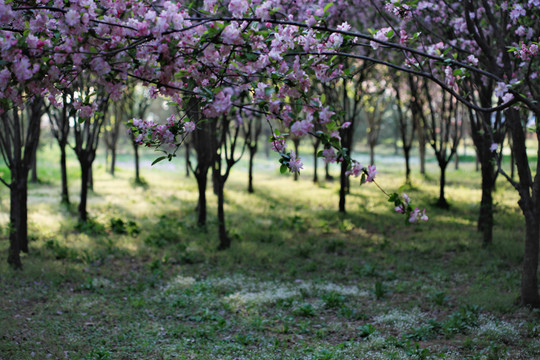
[0,0,538,309]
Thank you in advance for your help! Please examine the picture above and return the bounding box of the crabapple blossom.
[288,151,304,173]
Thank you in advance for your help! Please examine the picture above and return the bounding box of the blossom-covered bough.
[0,0,538,307]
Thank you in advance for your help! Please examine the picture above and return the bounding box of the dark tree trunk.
[132,141,141,183]
[29,123,41,184]
[293,138,300,181]
[312,138,320,184]
[454,152,459,170]
[248,147,255,193]
[60,144,70,204]
[437,161,449,208]
[110,148,116,176]
[521,210,540,307]
[417,127,426,175]
[79,162,90,222]
[195,171,208,226]
[185,143,190,178]
[506,109,540,307]
[404,147,411,183]
[325,162,333,181]
[216,179,230,250]
[8,178,28,269]
[369,145,375,166]
[30,152,38,183]
[478,152,495,245]
[88,165,94,191]
[339,160,348,213]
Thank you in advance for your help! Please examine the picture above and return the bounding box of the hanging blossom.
[288,150,304,173]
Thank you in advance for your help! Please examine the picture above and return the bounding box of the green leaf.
[317,150,324,158]
[280,164,288,174]
[386,30,394,38]
[151,156,167,166]
[324,3,334,12]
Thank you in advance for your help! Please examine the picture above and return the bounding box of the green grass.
[0,144,539,359]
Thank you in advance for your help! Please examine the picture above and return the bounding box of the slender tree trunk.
[417,125,426,175]
[195,171,208,226]
[132,141,141,183]
[7,177,28,269]
[216,180,230,250]
[185,143,190,178]
[325,162,333,181]
[369,144,375,165]
[404,148,411,183]
[30,153,38,183]
[478,153,495,245]
[437,162,449,208]
[313,142,319,184]
[79,162,90,222]
[88,165,94,191]
[248,147,255,193]
[339,160,347,213]
[521,210,540,307]
[507,109,540,307]
[60,144,70,204]
[293,139,299,181]
[110,148,116,176]
[454,152,459,170]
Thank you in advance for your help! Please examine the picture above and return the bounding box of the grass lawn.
[0,145,539,360]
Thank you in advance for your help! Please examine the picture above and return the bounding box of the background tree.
[242,113,263,193]
[0,97,44,268]
[419,81,463,208]
[72,78,110,222]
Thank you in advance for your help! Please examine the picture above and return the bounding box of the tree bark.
[339,160,347,213]
[195,171,208,226]
[404,147,411,183]
[312,139,320,183]
[8,178,28,269]
[248,146,255,193]
[132,141,141,183]
[78,162,90,222]
[293,138,300,181]
[437,161,449,208]
[60,144,70,204]
[506,109,540,307]
[110,148,116,176]
[478,152,495,245]
[185,143,190,178]
[216,179,230,250]
[325,162,333,181]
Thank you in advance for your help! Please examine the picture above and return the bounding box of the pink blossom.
[222,23,244,45]
[290,119,314,137]
[467,55,479,66]
[318,106,334,124]
[366,165,377,182]
[288,151,303,173]
[502,93,514,103]
[345,161,364,177]
[341,122,351,129]
[65,10,79,27]
[322,148,337,163]
[409,208,428,223]
[494,82,507,97]
[183,121,196,134]
[490,143,498,152]
[228,0,249,18]
[0,68,10,90]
